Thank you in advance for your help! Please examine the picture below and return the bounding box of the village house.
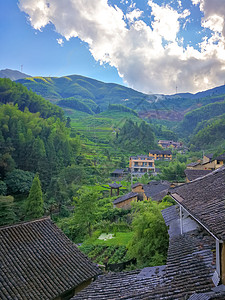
[158,140,183,149]
[113,181,170,209]
[202,153,214,164]
[0,217,100,300]
[186,161,202,169]
[129,155,155,177]
[149,149,172,160]
[72,168,225,299]
[113,191,138,209]
[187,153,225,171]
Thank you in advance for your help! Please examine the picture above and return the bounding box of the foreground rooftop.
[0,217,100,300]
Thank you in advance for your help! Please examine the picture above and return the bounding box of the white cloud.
[126,9,143,23]
[56,38,64,46]
[19,0,225,94]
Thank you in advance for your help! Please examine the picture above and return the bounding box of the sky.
[1,0,225,94]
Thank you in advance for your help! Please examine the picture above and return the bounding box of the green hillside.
[190,113,225,150]
[0,78,64,120]
[69,105,142,145]
[17,75,225,120]
[17,75,155,112]
[177,99,225,137]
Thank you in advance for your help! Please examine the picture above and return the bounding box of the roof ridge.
[189,165,225,183]
[0,216,50,230]
[171,166,225,190]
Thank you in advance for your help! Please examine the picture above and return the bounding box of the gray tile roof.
[149,150,172,155]
[170,166,225,240]
[184,169,212,181]
[130,155,149,159]
[131,182,143,188]
[205,153,214,160]
[0,217,100,300]
[113,192,138,204]
[215,153,225,161]
[187,162,201,167]
[143,180,170,201]
[111,169,125,174]
[108,182,122,188]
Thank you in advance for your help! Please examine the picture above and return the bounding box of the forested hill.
[17,75,154,112]
[0,78,85,225]
[17,74,225,117]
[0,78,64,120]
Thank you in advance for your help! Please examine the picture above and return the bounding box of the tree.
[73,188,99,237]
[5,169,35,195]
[127,201,169,267]
[25,174,44,219]
[161,161,186,182]
[65,117,71,128]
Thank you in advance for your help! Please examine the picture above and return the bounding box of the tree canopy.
[128,201,169,267]
[127,201,169,267]
[0,104,81,190]
[0,78,64,120]
[115,119,158,152]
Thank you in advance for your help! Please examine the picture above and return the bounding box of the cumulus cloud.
[194,0,225,37]
[19,0,225,94]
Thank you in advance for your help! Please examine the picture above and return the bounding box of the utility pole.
[21,65,23,73]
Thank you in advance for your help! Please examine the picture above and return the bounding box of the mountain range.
[1,69,225,123]
[1,68,225,150]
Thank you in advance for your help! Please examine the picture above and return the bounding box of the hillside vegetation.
[17,75,154,111]
[190,114,225,150]
[177,99,225,137]
[0,78,64,120]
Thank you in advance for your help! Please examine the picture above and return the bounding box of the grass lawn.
[84,231,133,247]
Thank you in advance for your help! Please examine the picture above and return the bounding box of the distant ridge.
[0,69,31,81]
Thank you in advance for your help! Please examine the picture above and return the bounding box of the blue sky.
[1,0,225,94]
[0,0,123,84]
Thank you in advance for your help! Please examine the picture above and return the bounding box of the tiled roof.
[131,182,143,188]
[205,153,214,160]
[108,182,122,188]
[188,285,225,299]
[111,169,125,174]
[185,169,212,181]
[0,217,100,300]
[170,166,225,240]
[113,192,138,204]
[143,180,170,201]
[187,162,201,167]
[215,153,225,161]
[72,232,215,300]
[130,155,149,159]
[72,206,216,300]
[149,150,172,155]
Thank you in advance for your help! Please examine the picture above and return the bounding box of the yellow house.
[149,150,172,161]
[113,181,170,209]
[129,155,155,176]
[113,192,138,209]
[187,154,225,171]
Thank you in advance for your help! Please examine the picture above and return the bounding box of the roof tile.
[0,217,100,300]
